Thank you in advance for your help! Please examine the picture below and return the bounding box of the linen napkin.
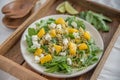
[97,35,120,80]
[91,0,120,11]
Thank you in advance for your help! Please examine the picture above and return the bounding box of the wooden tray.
[0,0,120,80]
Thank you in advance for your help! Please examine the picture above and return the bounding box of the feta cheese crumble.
[71,22,77,28]
[63,38,68,45]
[34,56,40,63]
[32,35,39,41]
[49,23,56,28]
[39,54,44,58]
[45,33,51,41]
[32,41,41,48]
[59,52,67,56]
[56,24,62,30]
[67,58,72,65]
[73,32,79,38]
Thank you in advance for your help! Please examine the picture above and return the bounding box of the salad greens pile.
[25,16,102,73]
[78,10,112,32]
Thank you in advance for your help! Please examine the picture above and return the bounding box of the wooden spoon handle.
[25,0,38,5]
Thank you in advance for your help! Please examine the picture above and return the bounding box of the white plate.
[20,15,104,78]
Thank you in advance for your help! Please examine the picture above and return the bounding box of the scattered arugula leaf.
[79,10,112,31]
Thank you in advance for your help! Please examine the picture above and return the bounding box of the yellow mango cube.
[67,28,78,33]
[40,54,52,64]
[37,28,45,38]
[78,43,88,50]
[83,31,91,40]
[55,18,65,24]
[68,42,76,55]
[69,48,76,56]
[50,29,56,37]
[54,44,62,53]
[34,48,43,56]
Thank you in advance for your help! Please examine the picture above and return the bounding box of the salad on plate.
[24,16,102,74]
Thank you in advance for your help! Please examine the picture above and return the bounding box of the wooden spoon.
[2,0,38,18]
[2,11,31,29]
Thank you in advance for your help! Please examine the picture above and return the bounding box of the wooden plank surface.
[0,55,48,80]
[3,40,24,64]
[0,0,120,80]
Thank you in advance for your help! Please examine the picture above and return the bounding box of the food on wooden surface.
[25,16,102,73]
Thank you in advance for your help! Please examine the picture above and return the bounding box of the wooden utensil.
[2,0,38,18]
[2,12,31,29]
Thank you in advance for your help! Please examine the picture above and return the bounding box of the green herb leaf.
[27,47,36,53]
[26,35,33,47]
[68,33,75,39]
[51,38,57,44]
[28,28,37,36]
[66,16,76,26]
[79,10,112,31]
[41,45,49,53]
[47,18,55,24]
[76,20,85,29]
[45,65,59,73]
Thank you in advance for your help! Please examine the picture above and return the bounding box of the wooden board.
[0,0,120,80]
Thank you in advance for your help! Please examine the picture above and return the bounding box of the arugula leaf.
[28,28,37,36]
[35,23,40,27]
[89,11,112,22]
[76,20,85,29]
[85,55,98,66]
[51,38,57,44]
[40,20,48,27]
[41,45,49,53]
[66,16,75,26]
[45,65,59,73]
[39,20,49,32]
[47,18,55,24]
[68,33,75,39]
[26,35,33,47]
[61,63,72,73]
[99,18,109,31]
[27,47,36,53]
[66,16,86,29]
[79,10,112,31]
[79,11,87,19]
[43,56,72,73]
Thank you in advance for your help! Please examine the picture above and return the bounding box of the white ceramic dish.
[20,15,104,78]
